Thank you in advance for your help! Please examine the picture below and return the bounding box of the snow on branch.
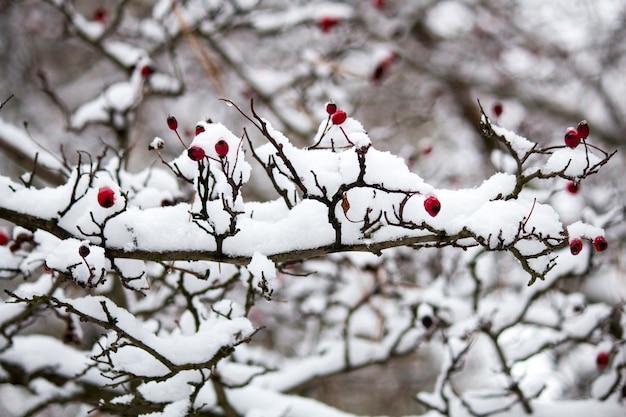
[0,100,615,288]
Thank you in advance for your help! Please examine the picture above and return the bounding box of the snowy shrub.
[0,1,625,417]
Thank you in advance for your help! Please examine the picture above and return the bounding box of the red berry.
[93,7,106,23]
[569,238,583,256]
[596,351,610,370]
[187,146,206,161]
[331,110,347,125]
[576,120,590,139]
[78,245,90,258]
[424,195,441,217]
[564,127,580,149]
[215,139,229,158]
[166,114,178,131]
[372,0,385,9]
[326,102,337,115]
[0,231,8,246]
[593,236,608,252]
[97,187,115,208]
[195,125,205,136]
[318,16,340,33]
[493,102,503,118]
[566,181,580,194]
[140,65,154,78]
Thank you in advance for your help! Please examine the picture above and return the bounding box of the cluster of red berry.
[569,235,608,256]
[326,102,347,125]
[165,115,229,161]
[0,231,34,254]
[562,119,608,254]
[564,120,590,149]
[187,140,229,162]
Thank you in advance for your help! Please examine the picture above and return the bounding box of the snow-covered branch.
[0,102,613,287]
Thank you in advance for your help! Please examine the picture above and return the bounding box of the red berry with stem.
[331,110,347,125]
[564,127,580,148]
[166,114,178,131]
[215,140,229,158]
[326,102,337,115]
[0,231,8,246]
[596,351,610,370]
[187,146,206,161]
[593,236,608,252]
[577,120,590,139]
[372,0,385,10]
[569,238,583,256]
[566,181,580,194]
[97,187,115,208]
[318,16,340,33]
[195,125,205,136]
[166,114,186,148]
[424,195,441,217]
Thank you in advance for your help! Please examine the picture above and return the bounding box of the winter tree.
[0,1,625,416]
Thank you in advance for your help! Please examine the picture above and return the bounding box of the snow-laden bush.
[0,98,621,416]
[0,1,625,417]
